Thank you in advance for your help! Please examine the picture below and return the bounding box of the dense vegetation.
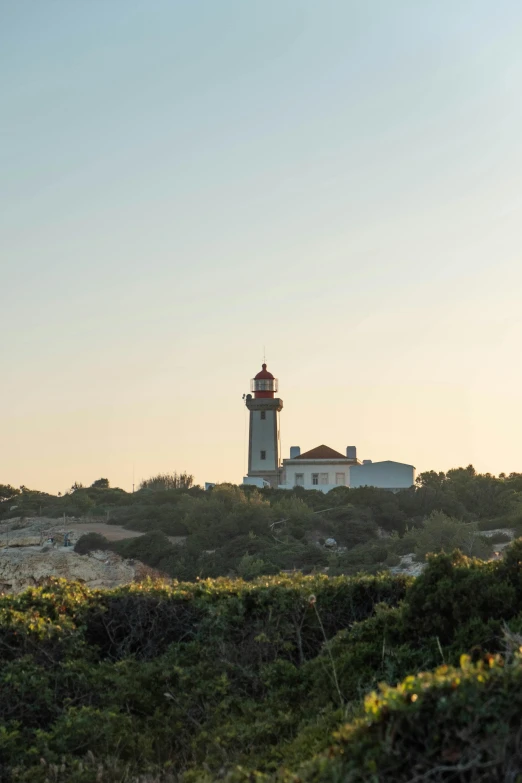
[2,468,522,779]
[2,546,522,781]
[2,465,522,578]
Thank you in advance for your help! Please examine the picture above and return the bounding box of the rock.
[324,538,337,548]
[0,522,79,549]
[0,516,159,594]
[0,531,42,548]
[389,553,425,577]
[0,547,145,594]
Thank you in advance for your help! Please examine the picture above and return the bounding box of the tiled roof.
[295,445,347,460]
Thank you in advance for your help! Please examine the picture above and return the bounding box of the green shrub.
[7,541,522,780]
[477,516,513,531]
[269,654,522,783]
[486,530,512,545]
[327,542,392,575]
[388,527,418,555]
[111,530,175,568]
[412,511,492,561]
[237,554,266,580]
[74,533,112,555]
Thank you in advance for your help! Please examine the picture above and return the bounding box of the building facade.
[349,460,415,490]
[281,445,359,492]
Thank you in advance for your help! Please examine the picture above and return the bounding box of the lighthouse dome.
[251,364,278,398]
[254,364,274,380]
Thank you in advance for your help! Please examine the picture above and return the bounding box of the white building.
[349,460,415,491]
[281,445,359,492]
[241,363,415,493]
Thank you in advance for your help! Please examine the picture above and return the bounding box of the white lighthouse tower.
[245,364,283,487]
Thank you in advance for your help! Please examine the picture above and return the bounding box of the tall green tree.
[0,484,20,502]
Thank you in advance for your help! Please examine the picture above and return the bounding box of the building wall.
[349,461,415,490]
[249,409,279,472]
[281,460,352,492]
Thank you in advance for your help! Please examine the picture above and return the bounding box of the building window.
[295,473,304,486]
[335,472,345,485]
[260,450,266,460]
[260,411,266,420]
[319,473,329,485]
[312,473,319,485]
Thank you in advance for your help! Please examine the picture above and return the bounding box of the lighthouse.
[245,364,283,487]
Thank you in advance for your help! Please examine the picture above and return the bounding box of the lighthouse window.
[312,473,319,485]
[295,473,304,486]
[319,473,329,485]
[260,411,266,420]
[260,451,266,460]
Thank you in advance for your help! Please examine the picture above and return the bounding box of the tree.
[91,478,110,489]
[139,472,194,491]
[416,470,446,489]
[68,491,94,515]
[237,553,266,580]
[0,484,21,502]
[413,511,491,560]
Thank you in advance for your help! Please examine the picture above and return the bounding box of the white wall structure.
[249,408,279,472]
[243,476,271,488]
[281,445,359,493]
[349,460,415,490]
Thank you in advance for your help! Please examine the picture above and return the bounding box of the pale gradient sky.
[2,1,522,493]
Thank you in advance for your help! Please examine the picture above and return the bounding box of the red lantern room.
[251,364,278,398]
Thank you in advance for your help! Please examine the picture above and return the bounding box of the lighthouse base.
[245,469,282,488]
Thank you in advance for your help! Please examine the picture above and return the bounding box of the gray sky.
[2,1,522,491]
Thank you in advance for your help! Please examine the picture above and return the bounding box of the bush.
[274,654,522,783]
[112,531,175,569]
[237,554,266,580]
[0,571,412,777]
[328,542,392,575]
[6,546,522,779]
[486,530,513,545]
[387,528,418,556]
[412,511,492,561]
[74,533,112,555]
[13,467,522,778]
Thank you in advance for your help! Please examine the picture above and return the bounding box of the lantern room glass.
[251,378,278,393]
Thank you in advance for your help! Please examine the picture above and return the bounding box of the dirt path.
[66,522,185,545]
[66,522,143,541]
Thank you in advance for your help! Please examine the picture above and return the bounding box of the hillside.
[2,544,522,781]
[2,466,522,580]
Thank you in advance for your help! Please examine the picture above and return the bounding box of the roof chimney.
[290,446,301,459]
[346,446,357,459]
[363,459,372,465]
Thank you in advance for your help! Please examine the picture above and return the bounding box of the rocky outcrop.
[0,518,81,549]
[0,548,143,593]
[0,517,157,594]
